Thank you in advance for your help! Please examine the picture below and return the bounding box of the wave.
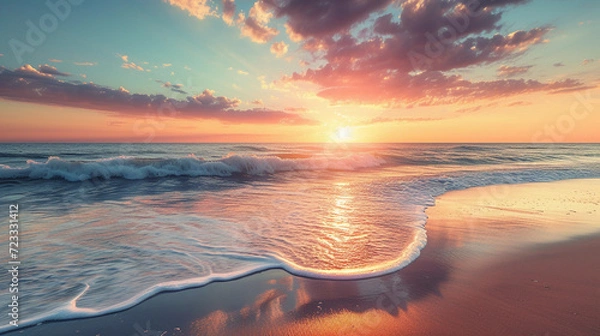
[0,153,385,181]
[2,167,600,333]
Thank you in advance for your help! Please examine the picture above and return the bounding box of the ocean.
[1,143,599,332]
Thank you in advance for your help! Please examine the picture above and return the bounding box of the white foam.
[0,153,386,181]
[0,227,429,334]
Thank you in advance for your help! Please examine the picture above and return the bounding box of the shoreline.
[4,178,600,335]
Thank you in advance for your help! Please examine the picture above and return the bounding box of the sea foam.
[0,153,385,181]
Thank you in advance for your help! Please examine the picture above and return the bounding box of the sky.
[0,0,598,143]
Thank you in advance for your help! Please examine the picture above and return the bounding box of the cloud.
[553,62,565,67]
[74,61,97,66]
[263,0,394,40]
[49,59,62,63]
[287,69,590,106]
[407,27,552,72]
[38,64,70,77]
[0,65,316,125]
[251,99,263,105]
[118,54,144,71]
[156,80,187,94]
[0,54,3,57]
[222,0,236,25]
[163,0,217,20]
[163,63,172,67]
[507,100,532,107]
[12,65,54,79]
[582,58,595,66]
[279,0,588,106]
[270,41,289,58]
[237,70,249,75]
[455,102,498,114]
[239,2,279,43]
[122,63,144,71]
[496,65,533,77]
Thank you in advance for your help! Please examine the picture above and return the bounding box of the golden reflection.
[314,181,373,270]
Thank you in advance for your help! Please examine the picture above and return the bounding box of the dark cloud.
[156,80,188,94]
[288,69,590,106]
[281,0,588,106]
[171,88,187,94]
[222,0,236,25]
[553,62,565,67]
[38,64,71,77]
[0,66,316,125]
[455,101,498,113]
[263,0,393,39]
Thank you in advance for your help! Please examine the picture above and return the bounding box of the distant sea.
[1,143,599,332]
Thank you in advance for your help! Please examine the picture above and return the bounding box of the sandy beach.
[5,178,600,336]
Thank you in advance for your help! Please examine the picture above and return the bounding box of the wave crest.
[0,153,385,181]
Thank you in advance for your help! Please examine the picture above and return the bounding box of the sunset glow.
[0,0,598,142]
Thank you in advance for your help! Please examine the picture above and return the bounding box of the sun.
[332,126,354,143]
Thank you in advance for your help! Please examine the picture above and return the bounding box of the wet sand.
[5,179,600,336]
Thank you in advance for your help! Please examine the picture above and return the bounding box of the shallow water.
[0,143,599,331]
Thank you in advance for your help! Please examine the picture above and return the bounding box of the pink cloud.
[118,54,144,71]
[278,0,590,106]
[222,0,236,25]
[239,2,279,43]
[163,0,216,20]
[270,41,289,58]
[263,0,393,39]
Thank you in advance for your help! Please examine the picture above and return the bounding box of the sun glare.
[332,126,354,143]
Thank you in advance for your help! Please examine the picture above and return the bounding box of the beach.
[5,178,599,336]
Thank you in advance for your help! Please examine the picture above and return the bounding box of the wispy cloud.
[117,54,144,71]
[156,79,187,94]
[497,65,533,77]
[74,61,97,66]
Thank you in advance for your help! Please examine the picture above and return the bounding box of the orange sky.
[0,0,598,143]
